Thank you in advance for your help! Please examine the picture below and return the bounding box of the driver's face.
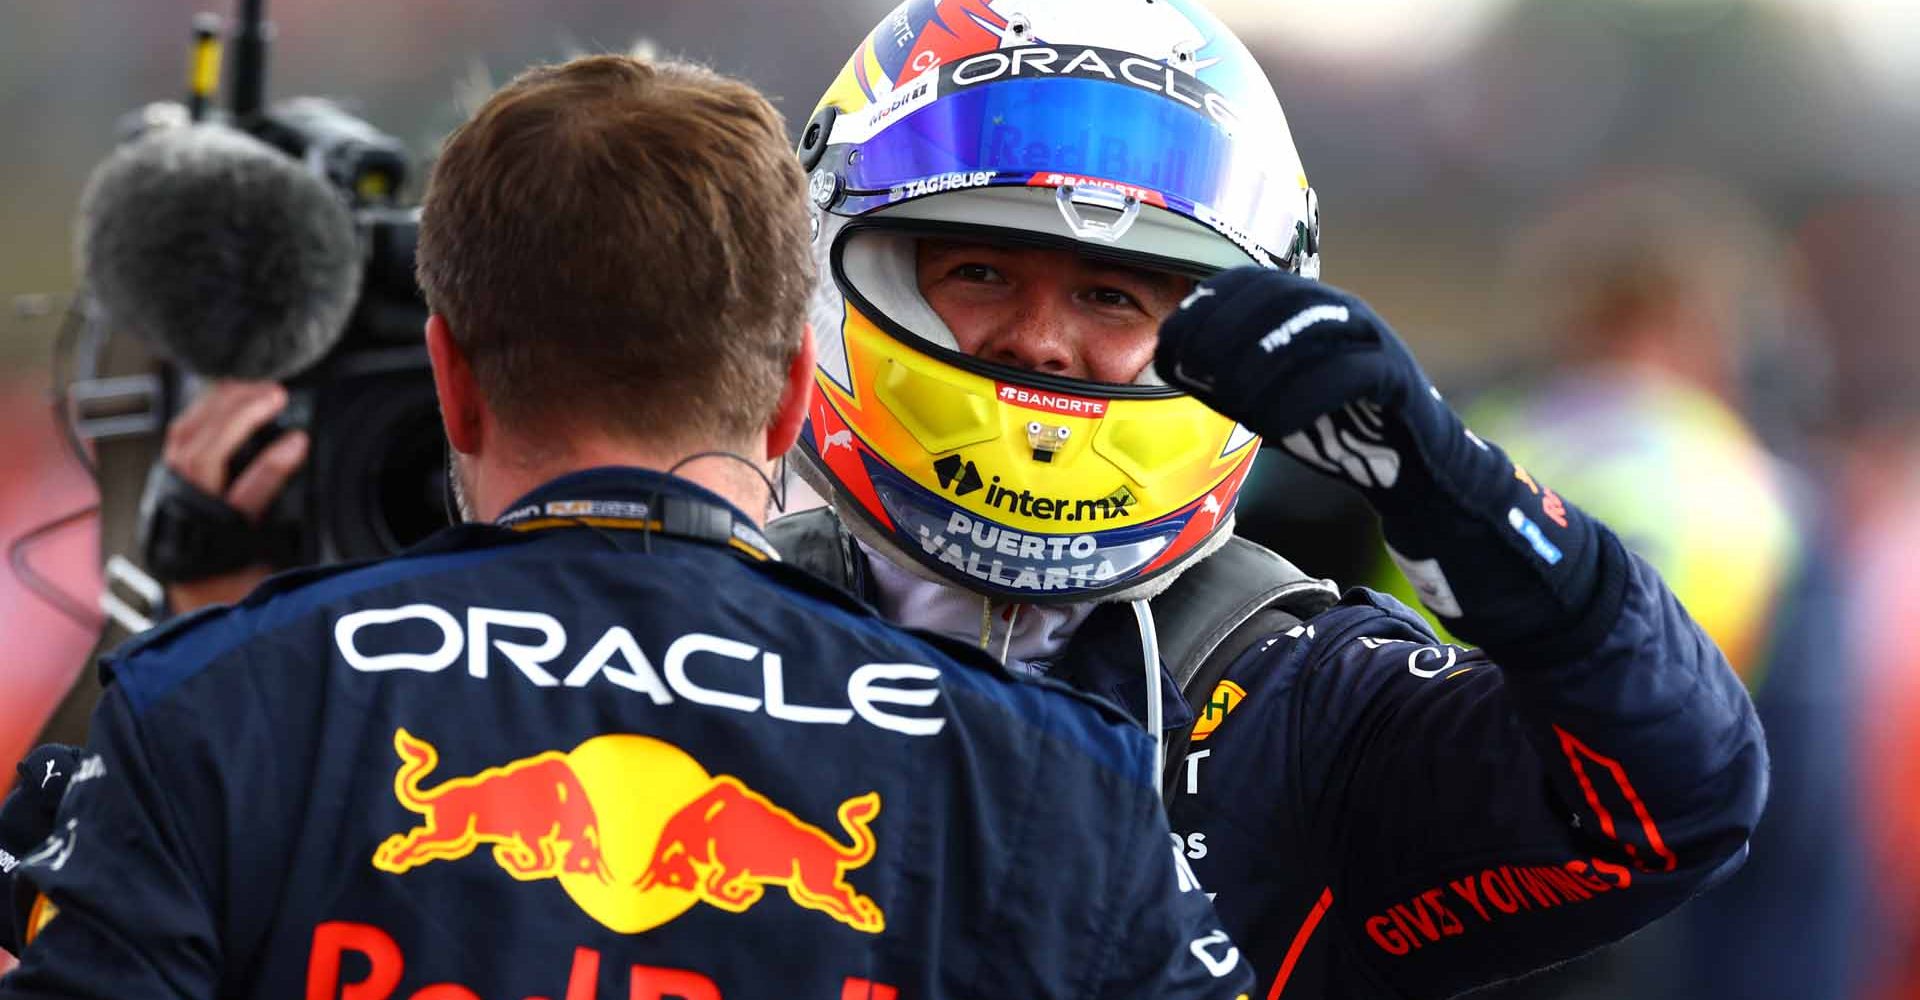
[915,240,1194,384]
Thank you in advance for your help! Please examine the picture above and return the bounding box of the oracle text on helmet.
[948,45,1242,133]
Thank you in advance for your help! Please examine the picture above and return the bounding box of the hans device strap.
[493,493,780,564]
[1149,537,1339,799]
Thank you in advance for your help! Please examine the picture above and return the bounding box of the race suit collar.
[497,466,748,521]
[1052,600,1196,735]
[857,537,1193,734]
[492,466,778,562]
[860,539,1093,676]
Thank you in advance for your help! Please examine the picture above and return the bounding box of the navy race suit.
[1061,547,1767,999]
[775,513,1768,1000]
[0,468,1251,1000]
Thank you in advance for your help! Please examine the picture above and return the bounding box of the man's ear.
[425,314,485,456]
[764,324,818,460]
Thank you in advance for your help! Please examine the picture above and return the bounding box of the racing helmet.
[796,0,1320,603]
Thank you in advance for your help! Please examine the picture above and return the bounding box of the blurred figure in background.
[1851,474,1920,1000]
[1851,471,1920,1000]
[1453,173,1866,1000]
[1796,194,1920,1000]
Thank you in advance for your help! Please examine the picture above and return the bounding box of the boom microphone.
[75,122,361,380]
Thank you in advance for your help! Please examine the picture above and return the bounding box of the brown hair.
[416,54,811,445]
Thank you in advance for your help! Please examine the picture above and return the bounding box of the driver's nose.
[974,288,1080,379]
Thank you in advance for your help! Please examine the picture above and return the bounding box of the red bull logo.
[635,776,884,933]
[372,731,886,935]
[374,729,609,881]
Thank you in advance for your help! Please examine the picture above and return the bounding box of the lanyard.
[493,494,779,563]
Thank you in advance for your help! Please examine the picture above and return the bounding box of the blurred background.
[1,0,1916,995]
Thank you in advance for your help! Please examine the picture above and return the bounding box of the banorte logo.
[372,729,886,935]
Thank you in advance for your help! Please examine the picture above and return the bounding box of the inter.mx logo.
[933,456,1135,523]
[933,455,984,496]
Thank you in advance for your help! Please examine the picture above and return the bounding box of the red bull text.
[306,921,901,1000]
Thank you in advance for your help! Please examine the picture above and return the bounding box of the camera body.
[35,3,448,747]
[140,97,447,574]
[225,98,447,565]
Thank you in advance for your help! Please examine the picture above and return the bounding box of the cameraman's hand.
[162,381,308,612]
[1157,268,1625,657]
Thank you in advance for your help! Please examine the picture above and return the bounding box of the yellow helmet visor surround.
[801,290,1259,603]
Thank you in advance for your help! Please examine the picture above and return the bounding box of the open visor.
[828,72,1302,265]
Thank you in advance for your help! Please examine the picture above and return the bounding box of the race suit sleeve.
[1091,787,1254,1000]
[0,687,222,1000]
[966,673,1257,1000]
[1292,539,1767,998]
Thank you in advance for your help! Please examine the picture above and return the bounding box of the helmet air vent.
[875,360,997,454]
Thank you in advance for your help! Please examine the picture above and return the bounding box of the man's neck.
[465,435,770,525]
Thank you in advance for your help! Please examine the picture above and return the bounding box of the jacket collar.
[1053,600,1196,735]
[494,466,755,525]
[490,466,777,562]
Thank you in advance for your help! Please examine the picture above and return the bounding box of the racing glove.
[1,744,81,956]
[1156,267,1628,659]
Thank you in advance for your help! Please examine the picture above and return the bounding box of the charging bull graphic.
[636,777,886,934]
[371,731,887,936]
[372,729,609,881]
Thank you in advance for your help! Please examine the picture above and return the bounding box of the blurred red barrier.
[0,378,102,795]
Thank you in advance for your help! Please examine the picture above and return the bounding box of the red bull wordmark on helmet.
[373,731,886,937]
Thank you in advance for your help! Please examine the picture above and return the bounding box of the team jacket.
[0,468,1251,1000]
[778,514,1768,1000]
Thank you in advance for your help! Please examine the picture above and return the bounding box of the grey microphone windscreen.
[75,123,362,380]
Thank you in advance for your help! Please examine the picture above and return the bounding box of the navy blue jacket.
[1056,533,1767,999]
[0,469,1251,1000]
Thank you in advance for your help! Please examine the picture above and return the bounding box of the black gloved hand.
[1,745,82,956]
[1157,267,1627,657]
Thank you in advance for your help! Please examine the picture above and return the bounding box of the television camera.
[59,0,447,646]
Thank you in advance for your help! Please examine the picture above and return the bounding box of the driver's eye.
[952,263,1000,282]
[1089,288,1141,309]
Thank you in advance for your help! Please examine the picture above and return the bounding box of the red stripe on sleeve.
[1553,724,1678,872]
[1267,886,1335,999]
